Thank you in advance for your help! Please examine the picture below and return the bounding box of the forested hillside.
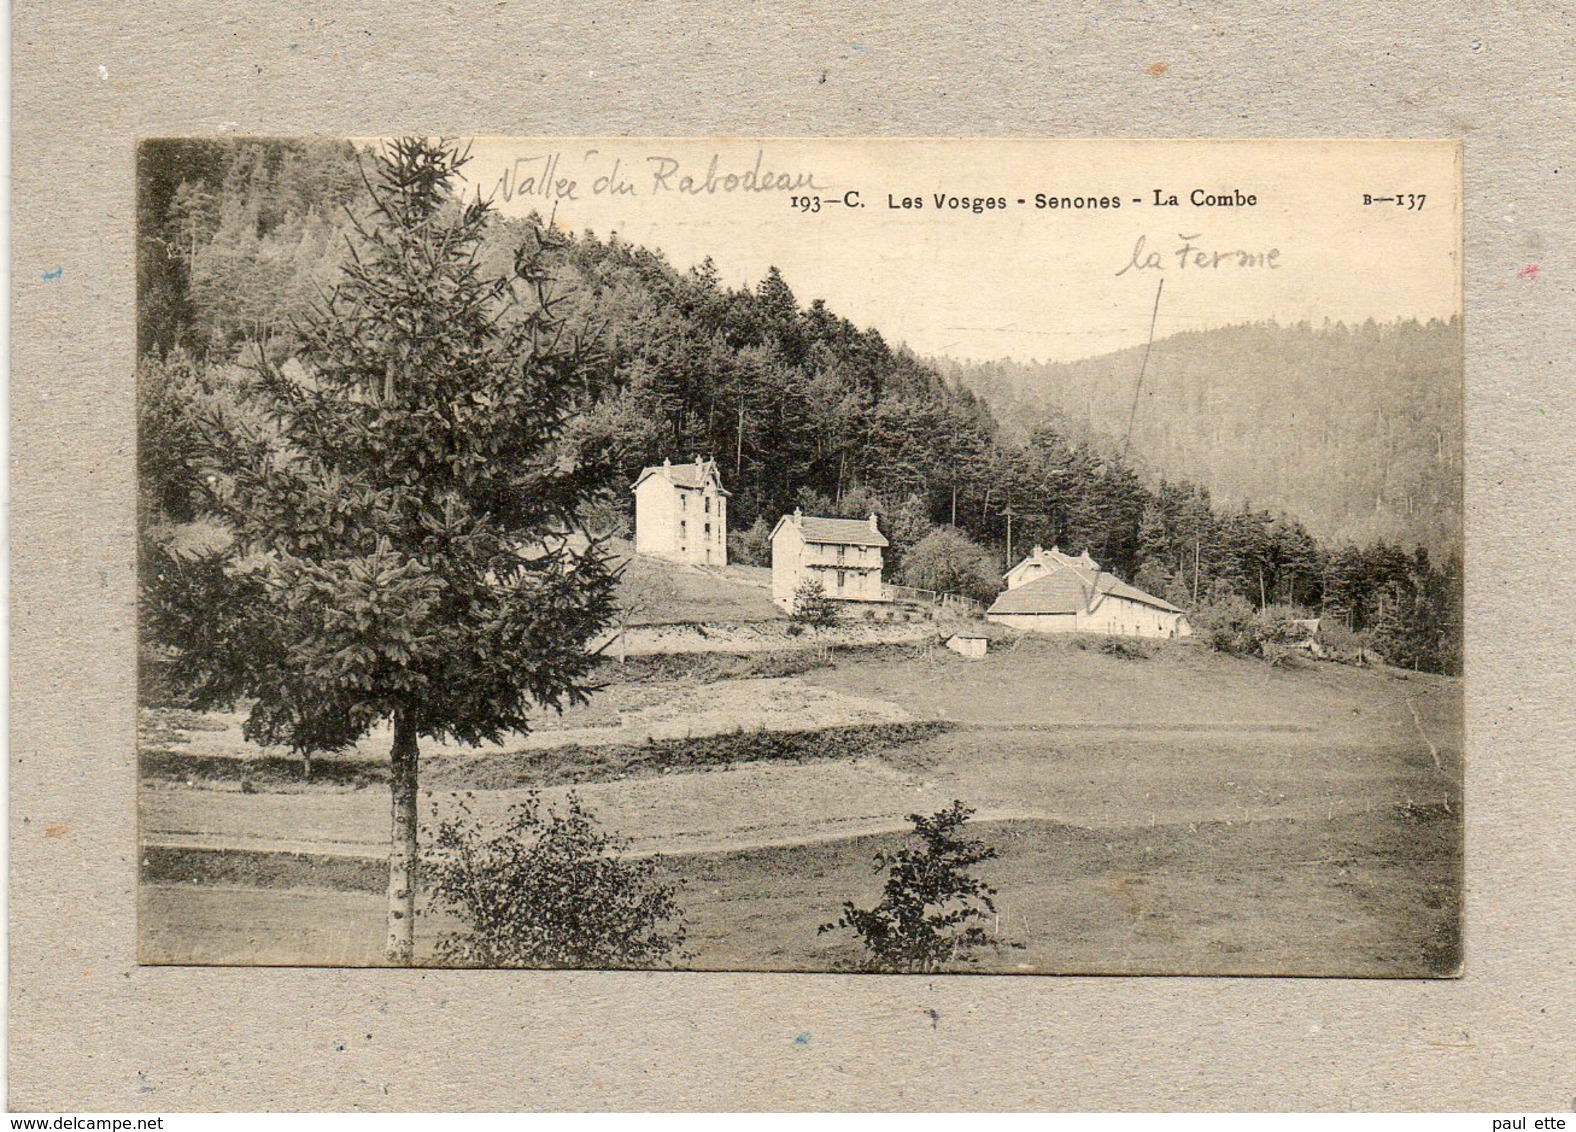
[937,320,1463,558]
[137,139,1461,674]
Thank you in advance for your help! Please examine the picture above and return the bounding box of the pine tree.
[819,801,1002,972]
[156,139,618,962]
[789,577,841,630]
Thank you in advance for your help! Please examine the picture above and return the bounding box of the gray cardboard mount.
[10,2,1574,1112]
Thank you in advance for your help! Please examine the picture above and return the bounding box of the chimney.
[1032,544,1043,559]
[693,454,703,468]
[794,507,803,520]
[662,457,671,467]
[869,512,880,530]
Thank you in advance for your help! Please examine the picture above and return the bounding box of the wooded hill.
[137,139,1462,674]
[936,319,1463,559]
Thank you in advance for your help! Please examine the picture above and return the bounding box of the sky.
[446,138,1461,364]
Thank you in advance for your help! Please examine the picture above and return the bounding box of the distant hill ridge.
[936,318,1462,556]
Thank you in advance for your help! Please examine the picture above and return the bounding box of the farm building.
[987,545,1192,638]
[946,634,989,658]
[770,509,891,609]
[631,456,730,566]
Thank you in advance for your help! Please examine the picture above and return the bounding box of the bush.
[708,650,833,681]
[575,497,632,540]
[1318,619,1379,663]
[1191,593,1259,656]
[819,801,1003,972]
[900,526,1001,605]
[424,792,688,968]
[789,577,841,630]
[1193,598,1327,663]
[1246,604,1307,666]
[1092,636,1156,660]
[1254,602,1315,643]
[727,517,774,566]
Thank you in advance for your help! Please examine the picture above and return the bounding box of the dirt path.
[140,650,1461,862]
[143,718,1458,861]
[142,759,935,859]
[140,802,1463,975]
[146,676,914,768]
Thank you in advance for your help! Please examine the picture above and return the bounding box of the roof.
[799,516,889,547]
[770,513,890,547]
[631,460,730,495]
[987,561,1184,616]
[1004,544,1097,581]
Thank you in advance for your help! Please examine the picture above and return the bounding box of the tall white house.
[631,456,729,566]
[987,545,1191,638]
[770,509,890,609]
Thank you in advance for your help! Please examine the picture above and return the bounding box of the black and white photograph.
[136,136,1463,975]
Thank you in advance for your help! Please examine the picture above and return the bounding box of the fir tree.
[154,139,618,962]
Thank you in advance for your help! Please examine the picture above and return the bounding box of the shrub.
[575,497,632,541]
[819,801,1003,972]
[424,792,688,968]
[789,578,841,630]
[727,516,774,566]
[1193,598,1328,663]
[1190,593,1259,656]
[900,526,1001,605]
[709,649,833,681]
[1318,619,1380,664]
[1093,636,1156,660]
[1253,602,1315,643]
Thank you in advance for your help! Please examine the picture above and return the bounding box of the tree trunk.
[386,712,420,964]
[736,403,746,479]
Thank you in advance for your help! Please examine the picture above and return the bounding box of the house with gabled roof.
[770,508,891,609]
[631,456,730,566]
[988,545,1191,638]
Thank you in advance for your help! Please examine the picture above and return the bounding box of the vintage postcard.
[136,137,1462,975]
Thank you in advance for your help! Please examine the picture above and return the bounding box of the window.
[836,546,846,564]
[837,570,846,590]
[680,493,687,510]
[704,496,711,514]
[704,523,711,537]
[680,520,687,539]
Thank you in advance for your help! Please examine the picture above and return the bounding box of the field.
[139,635,1463,975]
[609,543,780,625]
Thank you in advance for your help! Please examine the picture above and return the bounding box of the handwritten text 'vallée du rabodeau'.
[494,150,1282,275]
[492,149,821,202]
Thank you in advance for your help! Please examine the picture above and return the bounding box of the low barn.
[987,546,1191,638]
[946,634,989,658]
